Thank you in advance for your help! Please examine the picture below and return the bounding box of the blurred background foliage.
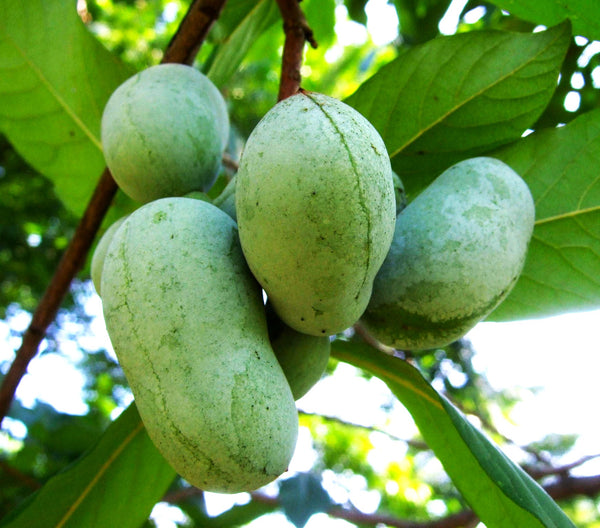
[1,0,599,526]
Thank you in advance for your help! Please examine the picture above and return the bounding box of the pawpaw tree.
[1,1,599,527]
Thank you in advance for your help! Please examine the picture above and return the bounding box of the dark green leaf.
[488,108,600,320]
[345,22,571,197]
[279,473,333,528]
[0,404,175,528]
[332,340,576,528]
[487,0,600,41]
[0,0,134,216]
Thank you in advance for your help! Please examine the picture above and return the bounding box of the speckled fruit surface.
[362,157,535,351]
[101,197,297,493]
[101,64,229,203]
[266,304,330,400]
[236,92,396,336]
[90,215,127,296]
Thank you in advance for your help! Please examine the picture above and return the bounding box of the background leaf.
[345,22,570,198]
[278,473,333,528]
[205,0,280,88]
[486,0,600,41]
[0,0,133,216]
[0,404,175,528]
[488,108,600,321]
[332,340,576,528]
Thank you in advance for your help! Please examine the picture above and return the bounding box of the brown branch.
[299,410,429,451]
[160,468,600,528]
[0,459,42,491]
[275,0,317,101]
[163,0,227,65]
[0,168,117,424]
[0,0,226,427]
[525,454,600,480]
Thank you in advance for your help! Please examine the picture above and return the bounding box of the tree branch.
[275,0,317,101]
[0,0,226,427]
[0,169,117,424]
[163,469,600,528]
[299,410,429,451]
[163,0,227,64]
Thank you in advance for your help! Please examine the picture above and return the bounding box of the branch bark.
[163,0,227,64]
[275,0,317,101]
[0,0,226,427]
[162,469,600,528]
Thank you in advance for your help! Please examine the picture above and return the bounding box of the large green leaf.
[487,0,600,41]
[345,22,570,197]
[206,0,280,88]
[488,108,600,321]
[332,340,576,528]
[0,0,133,216]
[0,404,175,528]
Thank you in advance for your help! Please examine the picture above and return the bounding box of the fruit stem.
[275,0,318,101]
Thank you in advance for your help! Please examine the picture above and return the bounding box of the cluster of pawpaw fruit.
[94,63,535,493]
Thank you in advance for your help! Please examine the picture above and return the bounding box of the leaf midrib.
[54,419,145,528]
[534,204,600,226]
[0,22,102,151]
[389,26,566,158]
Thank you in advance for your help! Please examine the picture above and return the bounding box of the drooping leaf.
[0,0,134,216]
[279,473,333,528]
[487,108,600,321]
[345,22,571,197]
[0,405,175,528]
[486,0,600,41]
[206,0,280,88]
[332,340,576,528]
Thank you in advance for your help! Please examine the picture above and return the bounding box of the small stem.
[0,0,226,427]
[275,0,317,101]
[163,0,227,64]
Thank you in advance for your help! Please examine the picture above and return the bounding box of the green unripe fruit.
[266,304,330,400]
[362,157,535,351]
[90,216,127,296]
[101,197,298,493]
[236,92,396,337]
[101,64,229,203]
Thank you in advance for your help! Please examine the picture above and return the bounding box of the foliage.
[1,0,600,527]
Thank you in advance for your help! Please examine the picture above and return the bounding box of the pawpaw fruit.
[91,215,127,296]
[101,64,229,203]
[266,304,330,400]
[101,197,298,493]
[362,157,535,351]
[236,92,396,336]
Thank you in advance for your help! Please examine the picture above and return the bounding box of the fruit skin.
[266,304,330,400]
[362,157,535,351]
[91,216,127,296]
[101,197,298,493]
[101,64,229,203]
[236,92,396,337]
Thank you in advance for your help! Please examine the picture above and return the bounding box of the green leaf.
[345,22,571,197]
[0,405,175,528]
[206,0,280,88]
[487,0,600,41]
[332,340,576,528]
[488,108,600,321]
[0,0,134,216]
[279,473,333,528]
